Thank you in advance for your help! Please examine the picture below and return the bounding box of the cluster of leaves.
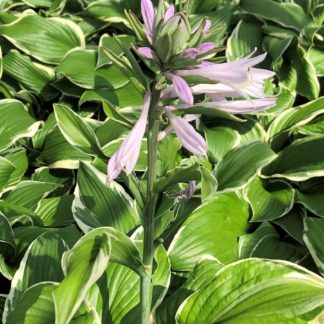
[0,0,323,323]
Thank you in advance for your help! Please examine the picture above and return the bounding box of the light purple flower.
[181,48,199,59]
[204,19,212,33]
[141,0,155,40]
[158,114,199,141]
[197,42,215,55]
[165,4,175,21]
[164,108,207,156]
[107,93,151,182]
[176,97,277,114]
[138,47,160,64]
[165,72,193,105]
[182,42,215,59]
[176,53,267,86]
[191,68,275,101]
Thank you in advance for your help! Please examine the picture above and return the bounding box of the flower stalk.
[141,86,161,324]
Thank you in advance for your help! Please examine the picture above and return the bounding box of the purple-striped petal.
[138,47,155,59]
[181,48,199,59]
[165,73,194,105]
[107,93,151,182]
[204,19,212,33]
[176,66,249,85]
[158,114,199,141]
[141,0,155,35]
[166,110,207,155]
[164,4,175,21]
[176,98,277,114]
[197,42,216,55]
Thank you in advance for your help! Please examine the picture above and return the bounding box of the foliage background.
[0,0,323,323]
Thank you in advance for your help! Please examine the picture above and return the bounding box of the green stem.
[141,86,161,324]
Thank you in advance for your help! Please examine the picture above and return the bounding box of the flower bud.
[171,15,191,55]
[155,13,191,59]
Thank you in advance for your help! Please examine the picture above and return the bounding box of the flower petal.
[166,110,207,155]
[164,4,175,21]
[182,48,199,59]
[176,98,277,114]
[204,19,212,33]
[197,42,215,55]
[138,47,155,59]
[107,93,151,182]
[165,73,194,105]
[141,0,155,35]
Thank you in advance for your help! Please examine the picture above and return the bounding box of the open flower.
[162,108,207,156]
[107,93,151,182]
[175,97,277,113]
[174,53,274,100]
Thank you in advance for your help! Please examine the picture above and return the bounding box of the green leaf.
[6,282,100,324]
[85,0,130,25]
[79,82,143,108]
[272,208,304,243]
[189,0,222,13]
[262,136,324,181]
[3,232,67,322]
[215,141,276,191]
[176,258,324,323]
[96,244,169,323]
[151,244,171,312]
[0,157,16,193]
[266,88,296,114]
[12,225,81,262]
[227,19,263,61]
[156,257,223,324]
[0,212,16,260]
[6,283,57,324]
[240,0,312,32]
[35,195,75,226]
[53,229,110,324]
[3,50,55,97]
[5,181,59,211]
[54,104,102,157]
[155,161,201,193]
[97,34,135,68]
[200,167,218,201]
[38,126,92,169]
[73,162,140,233]
[243,177,294,221]
[239,222,306,262]
[0,99,40,152]
[303,217,324,275]
[79,227,144,275]
[56,48,129,89]
[168,192,250,271]
[3,149,28,191]
[307,46,324,77]
[22,0,52,7]
[31,167,74,196]
[297,180,324,218]
[266,97,324,143]
[278,44,320,100]
[263,35,293,64]
[0,12,85,64]
[204,127,239,163]
[297,115,324,136]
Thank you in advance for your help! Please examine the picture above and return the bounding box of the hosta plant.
[0,0,323,323]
